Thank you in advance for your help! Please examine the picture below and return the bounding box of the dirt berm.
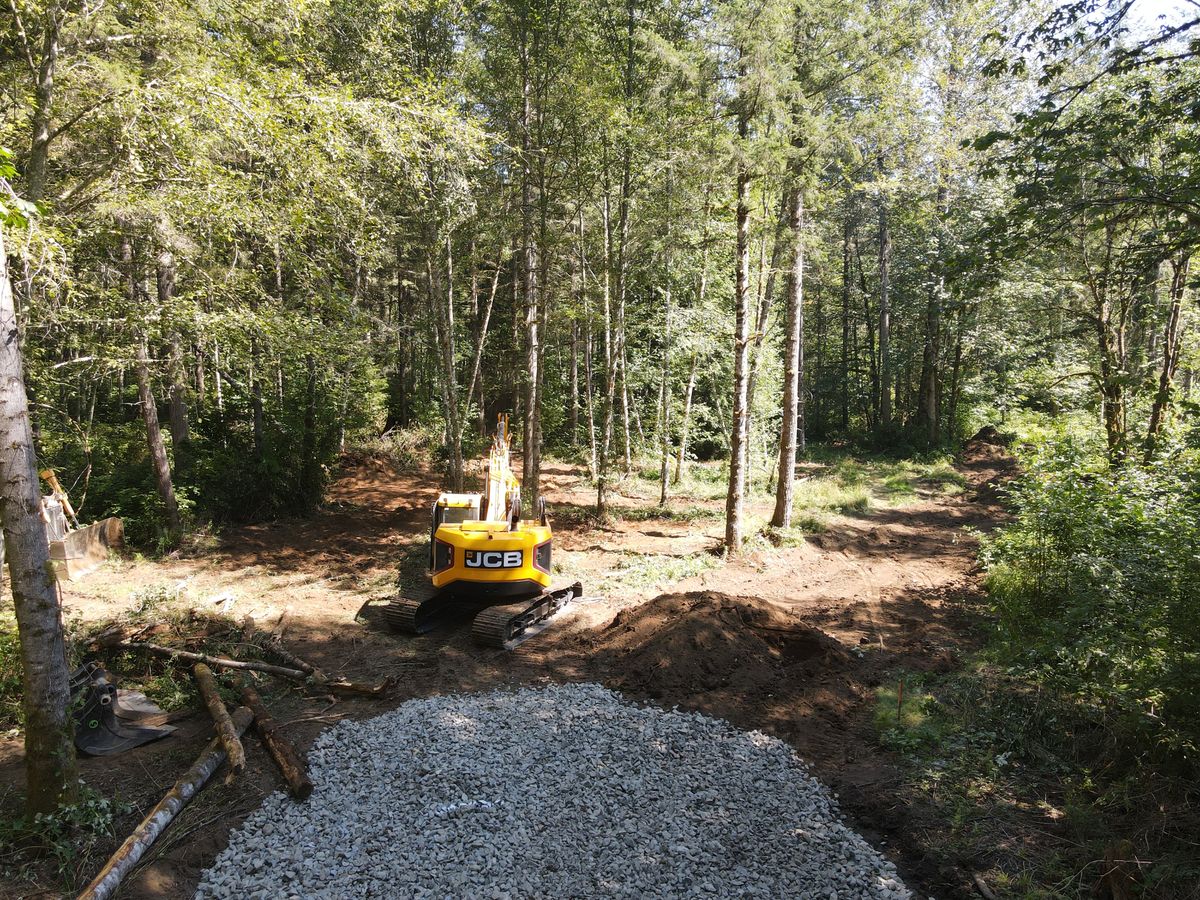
[590,590,848,699]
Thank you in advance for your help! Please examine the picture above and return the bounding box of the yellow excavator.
[385,415,580,649]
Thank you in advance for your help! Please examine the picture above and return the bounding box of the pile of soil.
[588,591,851,707]
[960,436,1018,506]
[968,424,1009,446]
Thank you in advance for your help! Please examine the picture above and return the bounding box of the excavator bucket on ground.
[385,415,581,650]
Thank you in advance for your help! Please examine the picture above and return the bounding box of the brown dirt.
[0,441,1015,899]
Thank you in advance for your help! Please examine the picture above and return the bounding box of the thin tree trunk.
[619,347,632,473]
[465,263,500,430]
[658,183,674,505]
[841,200,852,430]
[746,202,788,419]
[0,223,78,814]
[159,252,189,453]
[916,183,946,447]
[301,353,319,507]
[673,353,697,484]
[1144,254,1191,461]
[772,186,804,529]
[947,303,966,435]
[597,183,618,516]
[725,56,752,554]
[584,310,598,479]
[430,241,463,491]
[877,161,892,435]
[520,18,540,504]
[122,232,180,538]
[854,235,878,430]
[674,192,710,485]
[26,2,59,202]
[569,319,579,445]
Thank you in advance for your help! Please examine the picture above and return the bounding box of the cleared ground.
[0,442,1013,898]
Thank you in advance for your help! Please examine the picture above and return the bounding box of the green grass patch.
[604,550,720,590]
[614,504,719,524]
[874,677,942,753]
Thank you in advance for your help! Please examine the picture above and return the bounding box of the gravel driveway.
[196,683,911,899]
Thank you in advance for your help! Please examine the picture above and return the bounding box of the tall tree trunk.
[1144,254,1191,461]
[618,344,632,473]
[1091,225,1128,461]
[658,186,674,506]
[854,236,878,430]
[584,306,598,480]
[946,303,966,436]
[673,354,697,484]
[430,240,463,491]
[841,200,852,430]
[301,353,319,509]
[916,184,946,447]
[159,252,189,453]
[26,3,59,202]
[725,57,752,554]
[597,181,618,516]
[771,187,804,528]
[569,319,579,445]
[520,18,540,504]
[122,232,181,538]
[0,224,78,815]
[465,263,500,435]
[746,201,788,418]
[876,162,892,436]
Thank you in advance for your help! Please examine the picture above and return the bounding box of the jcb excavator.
[385,415,580,649]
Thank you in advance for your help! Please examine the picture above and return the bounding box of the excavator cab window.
[440,507,472,525]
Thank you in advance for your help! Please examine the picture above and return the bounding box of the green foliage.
[981,435,1200,763]
[0,611,23,729]
[0,782,131,889]
[875,662,1200,898]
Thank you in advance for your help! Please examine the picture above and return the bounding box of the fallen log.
[241,682,313,801]
[77,707,253,900]
[112,639,389,696]
[241,619,389,697]
[113,640,309,679]
[319,676,390,697]
[193,663,245,778]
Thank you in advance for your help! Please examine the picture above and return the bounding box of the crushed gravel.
[196,682,911,899]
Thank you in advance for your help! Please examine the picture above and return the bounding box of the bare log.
[114,640,308,679]
[241,682,313,801]
[111,638,388,696]
[241,619,389,696]
[192,664,245,777]
[318,676,390,697]
[241,617,315,675]
[77,707,253,900]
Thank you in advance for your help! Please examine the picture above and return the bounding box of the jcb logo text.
[465,550,523,569]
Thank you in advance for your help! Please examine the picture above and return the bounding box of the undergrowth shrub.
[0,611,23,728]
[981,435,1200,766]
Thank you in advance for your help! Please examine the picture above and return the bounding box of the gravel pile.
[197,683,911,899]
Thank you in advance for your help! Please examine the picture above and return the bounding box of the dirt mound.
[589,591,849,703]
[969,424,1008,446]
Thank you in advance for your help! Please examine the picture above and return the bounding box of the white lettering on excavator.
[465,550,523,569]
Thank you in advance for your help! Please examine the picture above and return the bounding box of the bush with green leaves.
[981,434,1200,765]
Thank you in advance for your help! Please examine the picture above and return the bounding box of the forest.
[0,0,1198,895]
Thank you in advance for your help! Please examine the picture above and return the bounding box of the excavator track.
[384,583,460,634]
[470,582,582,650]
